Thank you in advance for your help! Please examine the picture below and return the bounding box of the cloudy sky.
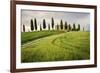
[21,9,90,31]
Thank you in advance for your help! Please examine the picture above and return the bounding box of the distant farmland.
[21,31,90,63]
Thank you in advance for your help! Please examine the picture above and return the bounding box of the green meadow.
[21,31,90,63]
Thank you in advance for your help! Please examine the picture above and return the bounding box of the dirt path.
[21,32,66,48]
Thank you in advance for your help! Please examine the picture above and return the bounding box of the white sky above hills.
[21,9,90,31]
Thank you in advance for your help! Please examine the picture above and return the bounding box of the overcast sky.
[21,9,90,31]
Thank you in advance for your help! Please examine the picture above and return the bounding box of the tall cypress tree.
[51,17,54,29]
[65,21,67,30]
[43,19,46,29]
[48,23,50,30]
[69,24,71,31]
[72,23,76,31]
[60,19,63,30]
[40,24,42,31]
[30,19,34,31]
[34,18,37,30]
[23,24,25,32]
[77,24,80,31]
[57,24,59,30]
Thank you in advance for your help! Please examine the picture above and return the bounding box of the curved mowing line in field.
[21,32,90,62]
[21,33,65,48]
[52,36,89,50]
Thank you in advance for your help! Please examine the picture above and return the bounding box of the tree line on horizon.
[23,17,81,32]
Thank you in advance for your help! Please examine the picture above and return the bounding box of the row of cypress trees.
[23,18,80,32]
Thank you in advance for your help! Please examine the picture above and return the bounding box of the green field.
[21,31,90,63]
[21,31,65,44]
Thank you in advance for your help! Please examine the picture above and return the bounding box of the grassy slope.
[21,31,90,63]
[21,30,65,44]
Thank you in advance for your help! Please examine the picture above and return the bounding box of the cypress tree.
[69,24,71,31]
[51,17,54,29]
[34,18,37,30]
[77,24,80,31]
[57,24,59,30]
[23,24,25,32]
[48,23,50,30]
[60,19,63,30]
[73,23,76,31]
[40,24,42,31]
[43,19,46,29]
[65,21,67,30]
[30,19,34,31]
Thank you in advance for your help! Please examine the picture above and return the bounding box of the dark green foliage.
[34,18,37,30]
[30,19,34,31]
[30,17,81,32]
[72,23,76,31]
[77,24,80,31]
[57,24,59,30]
[23,24,25,32]
[68,24,71,31]
[40,24,42,31]
[60,19,63,30]
[48,24,50,30]
[65,21,67,30]
[51,17,54,29]
[43,19,46,29]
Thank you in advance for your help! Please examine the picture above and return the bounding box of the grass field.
[21,31,90,63]
[21,31,65,44]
